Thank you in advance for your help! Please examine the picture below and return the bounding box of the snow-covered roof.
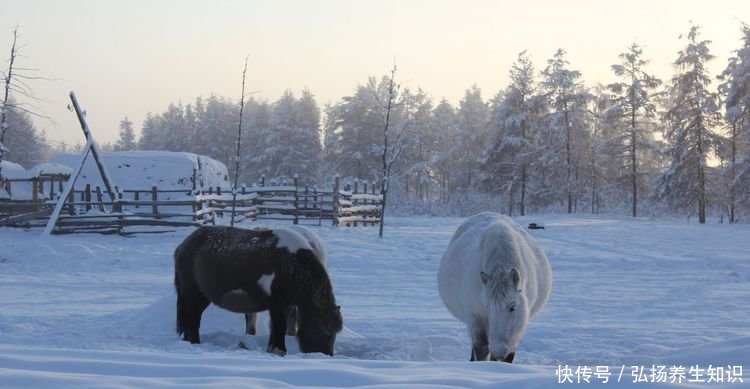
[0,160,27,179]
[51,150,229,190]
[30,163,74,176]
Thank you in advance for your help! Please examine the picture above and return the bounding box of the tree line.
[4,23,750,222]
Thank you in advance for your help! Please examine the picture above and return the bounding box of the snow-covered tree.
[430,98,459,203]
[250,90,322,184]
[295,89,323,183]
[321,102,340,180]
[718,22,750,222]
[332,77,389,181]
[607,43,662,217]
[238,97,271,184]
[658,25,724,223]
[0,102,48,168]
[540,49,592,213]
[194,96,239,170]
[455,85,490,190]
[137,112,163,150]
[397,87,434,200]
[482,51,545,215]
[114,117,137,151]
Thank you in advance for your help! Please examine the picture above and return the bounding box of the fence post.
[192,168,197,192]
[260,175,265,187]
[304,185,309,212]
[373,182,378,226]
[195,194,202,222]
[134,191,140,209]
[353,181,359,227]
[95,186,104,212]
[332,175,340,227]
[293,175,299,225]
[31,179,39,211]
[151,186,158,216]
[85,184,92,212]
[216,187,222,218]
[363,182,369,226]
[67,189,75,215]
[115,190,123,213]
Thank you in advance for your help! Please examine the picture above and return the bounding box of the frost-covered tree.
[332,77,388,181]
[238,97,271,184]
[658,25,724,223]
[607,43,662,217]
[295,89,323,183]
[321,102,340,180]
[455,85,490,190]
[540,49,591,213]
[137,112,164,150]
[251,90,322,184]
[398,87,434,200]
[718,22,750,222]
[114,117,136,151]
[430,98,459,203]
[482,51,545,215]
[0,102,48,168]
[162,103,187,151]
[194,96,239,169]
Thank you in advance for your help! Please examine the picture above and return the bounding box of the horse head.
[296,279,343,356]
[479,267,529,362]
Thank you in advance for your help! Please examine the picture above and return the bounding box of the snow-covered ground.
[0,215,748,388]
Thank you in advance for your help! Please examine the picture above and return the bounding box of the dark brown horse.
[174,225,342,356]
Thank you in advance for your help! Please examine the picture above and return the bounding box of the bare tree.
[377,64,408,238]
[230,56,249,227]
[0,27,19,180]
[1,26,52,179]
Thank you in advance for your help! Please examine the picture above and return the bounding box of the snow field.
[0,215,749,387]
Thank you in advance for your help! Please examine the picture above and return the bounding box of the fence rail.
[0,176,383,234]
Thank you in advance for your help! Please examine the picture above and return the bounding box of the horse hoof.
[267,346,287,356]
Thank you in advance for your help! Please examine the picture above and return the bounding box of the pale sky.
[1,0,747,148]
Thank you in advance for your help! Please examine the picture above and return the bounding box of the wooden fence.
[0,176,383,234]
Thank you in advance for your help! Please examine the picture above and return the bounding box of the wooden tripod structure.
[44,92,118,235]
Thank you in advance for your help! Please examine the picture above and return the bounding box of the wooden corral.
[0,175,383,234]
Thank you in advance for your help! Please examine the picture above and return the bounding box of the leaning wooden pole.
[69,92,117,203]
[230,56,249,227]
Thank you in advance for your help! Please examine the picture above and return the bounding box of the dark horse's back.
[175,226,283,309]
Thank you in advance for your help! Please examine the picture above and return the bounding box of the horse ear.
[480,271,490,285]
[510,268,521,289]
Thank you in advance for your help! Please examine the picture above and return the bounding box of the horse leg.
[176,287,210,344]
[267,306,288,356]
[245,313,257,335]
[469,321,489,362]
[285,306,298,336]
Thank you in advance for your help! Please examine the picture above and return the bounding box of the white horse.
[438,212,552,362]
